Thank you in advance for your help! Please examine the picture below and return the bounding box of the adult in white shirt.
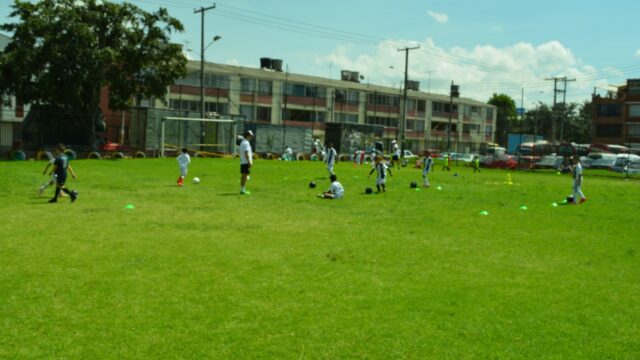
[572,157,587,204]
[325,143,337,176]
[391,140,400,169]
[320,174,344,199]
[240,130,253,195]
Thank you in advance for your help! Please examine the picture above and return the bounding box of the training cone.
[436,186,442,190]
[124,204,135,209]
[505,173,513,185]
[519,205,528,211]
[479,210,489,216]
[551,202,558,207]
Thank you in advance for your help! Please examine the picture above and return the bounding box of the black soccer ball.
[365,187,373,194]
[410,181,417,188]
[309,181,316,189]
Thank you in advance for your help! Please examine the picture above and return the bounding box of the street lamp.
[200,35,222,120]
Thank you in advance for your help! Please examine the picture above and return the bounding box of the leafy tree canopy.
[488,93,517,146]
[0,0,187,115]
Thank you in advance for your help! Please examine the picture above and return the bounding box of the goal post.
[158,116,236,157]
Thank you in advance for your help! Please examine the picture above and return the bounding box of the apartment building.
[0,33,28,151]
[591,79,640,149]
[150,59,496,154]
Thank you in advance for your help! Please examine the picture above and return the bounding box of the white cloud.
[635,49,640,58]
[427,10,449,24]
[316,38,620,105]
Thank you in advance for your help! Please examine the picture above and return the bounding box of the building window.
[486,108,494,120]
[597,104,622,117]
[485,125,493,136]
[285,83,325,99]
[417,100,426,112]
[256,106,271,122]
[240,105,254,120]
[628,124,640,136]
[282,108,325,122]
[628,80,640,96]
[335,113,358,123]
[629,104,640,117]
[241,78,255,94]
[596,124,622,137]
[407,119,425,131]
[367,93,399,107]
[365,116,398,128]
[258,80,272,96]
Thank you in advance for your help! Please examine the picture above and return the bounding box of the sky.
[2,0,640,108]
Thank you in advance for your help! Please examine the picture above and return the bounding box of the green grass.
[1,158,639,359]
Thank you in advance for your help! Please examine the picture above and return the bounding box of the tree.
[487,93,517,146]
[0,0,187,147]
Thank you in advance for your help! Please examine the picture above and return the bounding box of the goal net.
[151,115,236,157]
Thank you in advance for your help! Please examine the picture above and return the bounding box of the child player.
[422,151,434,188]
[48,143,78,203]
[571,156,587,204]
[325,143,337,176]
[368,155,393,193]
[176,147,191,186]
[38,155,65,197]
[319,174,344,199]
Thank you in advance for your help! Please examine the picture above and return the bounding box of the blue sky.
[2,0,639,107]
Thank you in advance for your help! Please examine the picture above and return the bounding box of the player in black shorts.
[49,143,78,203]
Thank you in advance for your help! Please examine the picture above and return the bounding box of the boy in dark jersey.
[49,143,78,203]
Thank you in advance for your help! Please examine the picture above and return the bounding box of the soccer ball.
[410,181,417,188]
[365,187,373,194]
[193,177,200,184]
[309,181,316,189]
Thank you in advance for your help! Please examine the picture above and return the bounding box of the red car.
[480,154,518,169]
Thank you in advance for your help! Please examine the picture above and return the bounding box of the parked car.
[452,153,478,165]
[624,162,640,175]
[535,155,565,170]
[590,157,617,170]
[612,155,640,172]
[480,154,518,169]
[402,150,418,159]
[579,156,593,168]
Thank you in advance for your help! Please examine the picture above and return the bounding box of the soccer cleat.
[48,198,57,203]
[579,198,587,204]
[70,190,78,203]
[38,187,44,196]
[240,190,251,195]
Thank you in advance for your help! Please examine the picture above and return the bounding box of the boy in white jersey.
[325,143,337,176]
[571,157,587,204]
[239,130,254,194]
[319,174,344,199]
[368,156,393,193]
[422,151,434,188]
[176,147,191,186]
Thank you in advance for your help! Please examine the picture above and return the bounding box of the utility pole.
[560,77,576,141]
[447,81,460,151]
[397,45,419,161]
[195,4,216,149]
[545,76,575,144]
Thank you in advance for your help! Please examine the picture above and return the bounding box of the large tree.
[487,93,517,146]
[0,0,187,146]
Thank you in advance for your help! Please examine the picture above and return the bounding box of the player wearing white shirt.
[368,156,393,192]
[325,143,337,176]
[176,148,191,186]
[391,140,400,169]
[572,157,587,204]
[240,130,253,194]
[422,152,434,188]
[320,174,344,199]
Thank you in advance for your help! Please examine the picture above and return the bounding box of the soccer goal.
[156,116,237,157]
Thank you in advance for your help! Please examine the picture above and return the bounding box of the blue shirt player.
[49,143,78,203]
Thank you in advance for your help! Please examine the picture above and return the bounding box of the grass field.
[1,157,639,359]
